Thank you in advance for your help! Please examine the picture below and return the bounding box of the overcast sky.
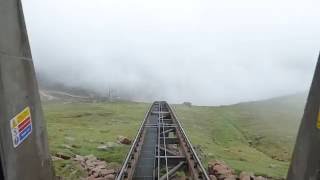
[22,0,320,105]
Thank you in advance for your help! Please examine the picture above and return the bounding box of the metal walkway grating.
[133,112,158,179]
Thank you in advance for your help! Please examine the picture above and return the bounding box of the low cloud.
[23,0,320,105]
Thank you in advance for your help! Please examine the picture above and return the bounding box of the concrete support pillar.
[0,0,55,179]
[287,53,320,180]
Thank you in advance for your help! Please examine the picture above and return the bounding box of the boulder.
[85,155,97,161]
[98,169,115,177]
[87,178,105,180]
[239,172,255,180]
[225,176,237,180]
[87,176,96,180]
[105,174,115,180]
[256,176,268,180]
[208,160,235,179]
[209,175,217,180]
[117,136,132,145]
[74,155,85,162]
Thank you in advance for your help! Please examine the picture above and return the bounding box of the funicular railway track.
[117,101,210,180]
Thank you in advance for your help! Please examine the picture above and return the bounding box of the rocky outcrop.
[74,155,116,180]
[208,160,268,180]
[239,172,254,180]
[208,160,235,179]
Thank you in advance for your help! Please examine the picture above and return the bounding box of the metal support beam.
[160,129,174,136]
[157,156,186,165]
[160,137,179,144]
[159,161,185,180]
[158,146,178,156]
[156,156,186,159]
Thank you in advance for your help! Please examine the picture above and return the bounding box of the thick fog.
[22,0,320,105]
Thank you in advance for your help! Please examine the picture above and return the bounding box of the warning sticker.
[10,107,33,148]
[317,111,320,129]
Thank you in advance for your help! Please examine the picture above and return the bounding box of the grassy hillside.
[43,93,306,179]
[43,101,149,179]
[174,93,306,179]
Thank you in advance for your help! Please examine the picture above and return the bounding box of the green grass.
[43,101,149,178]
[173,94,306,179]
[44,94,306,179]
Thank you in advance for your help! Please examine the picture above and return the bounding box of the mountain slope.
[174,93,307,179]
[43,92,307,179]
